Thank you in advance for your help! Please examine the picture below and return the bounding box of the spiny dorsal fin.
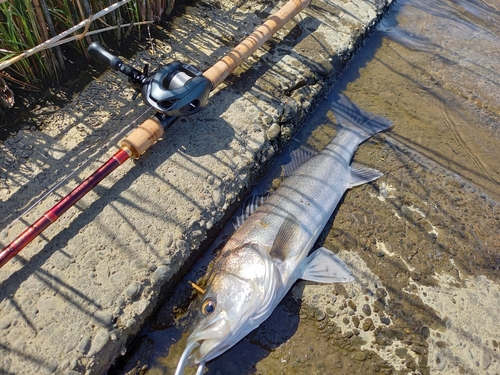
[232,193,270,230]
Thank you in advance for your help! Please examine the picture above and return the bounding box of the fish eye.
[201,299,216,315]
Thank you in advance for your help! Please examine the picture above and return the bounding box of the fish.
[174,94,393,375]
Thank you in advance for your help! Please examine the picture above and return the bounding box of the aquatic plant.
[0,0,174,85]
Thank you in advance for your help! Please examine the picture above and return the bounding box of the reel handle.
[88,42,122,70]
[88,42,146,87]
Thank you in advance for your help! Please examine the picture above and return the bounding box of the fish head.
[176,245,279,373]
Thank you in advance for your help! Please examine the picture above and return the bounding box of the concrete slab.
[0,0,393,373]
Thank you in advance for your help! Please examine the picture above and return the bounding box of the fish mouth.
[175,321,233,375]
[174,340,205,375]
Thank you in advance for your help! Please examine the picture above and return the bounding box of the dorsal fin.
[232,193,270,230]
[283,145,318,177]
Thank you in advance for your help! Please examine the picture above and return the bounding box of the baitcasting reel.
[88,42,211,117]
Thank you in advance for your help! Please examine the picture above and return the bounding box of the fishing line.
[3,106,153,231]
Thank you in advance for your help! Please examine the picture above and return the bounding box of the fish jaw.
[181,243,284,366]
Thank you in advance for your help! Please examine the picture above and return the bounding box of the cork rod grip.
[203,0,311,89]
[119,117,164,158]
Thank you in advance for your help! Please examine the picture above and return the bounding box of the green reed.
[0,0,173,85]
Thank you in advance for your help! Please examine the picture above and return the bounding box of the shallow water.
[116,0,500,374]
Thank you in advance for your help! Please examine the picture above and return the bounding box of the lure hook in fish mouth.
[174,340,205,375]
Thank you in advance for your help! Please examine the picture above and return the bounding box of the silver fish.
[175,94,393,375]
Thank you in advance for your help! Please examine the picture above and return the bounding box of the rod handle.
[203,0,310,89]
[119,117,165,158]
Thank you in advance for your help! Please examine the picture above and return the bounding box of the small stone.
[352,316,360,328]
[0,315,13,330]
[362,304,371,316]
[395,348,407,358]
[315,309,326,321]
[88,329,110,357]
[362,318,373,331]
[77,336,91,354]
[125,281,141,299]
[375,334,393,346]
[325,306,336,318]
[44,359,58,374]
[481,351,491,370]
[116,296,125,307]
[373,300,384,312]
[207,175,215,185]
[267,123,281,139]
[380,317,391,325]
[351,351,367,361]
[151,265,170,284]
[411,345,426,355]
[126,318,136,328]
[347,300,356,311]
[93,311,113,327]
[162,232,173,248]
[376,288,387,299]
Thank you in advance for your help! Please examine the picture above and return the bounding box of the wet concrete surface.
[0,0,393,374]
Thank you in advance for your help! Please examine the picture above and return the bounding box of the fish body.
[175,95,393,375]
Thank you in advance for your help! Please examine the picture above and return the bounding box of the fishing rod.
[0,0,311,268]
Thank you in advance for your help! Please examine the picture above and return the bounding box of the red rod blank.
[0,147,131,268]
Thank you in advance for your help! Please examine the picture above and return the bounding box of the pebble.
[410,345,426,355]
[352,351,367,361]
[116,296,125,307]
[151,265,170,284]
[352,316,360,328]
[77,336,91,354]
[267,123,281,139]
[315,309,326,321]
[88,329,110,357]
[348,300,357,311]
[362,318,373,331]
[362,304,372,316]
[162,232,173,248]
[43,359,58,374]
[0,315,13,330]
[93,311,113,327]
[125,282,141,299]
[380,317,391,325]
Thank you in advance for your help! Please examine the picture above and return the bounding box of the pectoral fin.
[269,213,301,261]
[348,163,383,188]
[300,247,354,283]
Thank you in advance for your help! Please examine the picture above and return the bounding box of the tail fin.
[331,94,393,142]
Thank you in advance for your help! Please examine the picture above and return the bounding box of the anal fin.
[348,162,383,188]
